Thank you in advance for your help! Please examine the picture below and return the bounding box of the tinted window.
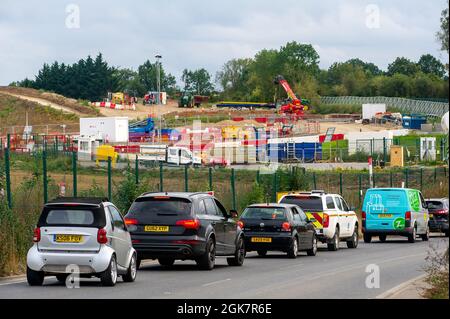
[291,208,301,222]
[46,210,94,225]
[197,200,207,215]
[204,198,218,216]
[326,196,335,209]
[109,206,125,230]
[426,201,445,210]
[127,197,192,222]
[280,196,324,211]
[241,207,287,220]
[213,199,227,217]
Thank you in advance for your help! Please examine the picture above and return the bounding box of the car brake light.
[405,211,411,221]
[33,227,41,242]
[237,220,244,229]
[176,219,201,230]
[433,209,448,215]
[362,211,366,221]
[281,222,291,232]
[97,228,108,244]
[322,213,330,228]
[124,218,138,225]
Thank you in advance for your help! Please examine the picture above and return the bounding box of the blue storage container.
[402,115,426,130]
[267,142,322,162]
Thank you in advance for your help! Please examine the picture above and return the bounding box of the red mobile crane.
[274,75,308,117]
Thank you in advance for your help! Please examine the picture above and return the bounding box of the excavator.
[273,75,309,117]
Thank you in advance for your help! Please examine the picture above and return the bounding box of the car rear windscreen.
[241,207,287,220]
[426,201,444,210]
[280,196,323,211]
[128,197,192,222]
[38,206,105,227]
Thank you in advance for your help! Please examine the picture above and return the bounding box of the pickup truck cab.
[278,190,359,251]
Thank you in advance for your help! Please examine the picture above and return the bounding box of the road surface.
[0,236,447,299]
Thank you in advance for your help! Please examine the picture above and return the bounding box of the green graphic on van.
[407,190,420,211]
[393,217,406,230]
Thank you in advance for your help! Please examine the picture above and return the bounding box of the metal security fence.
[320,96,449,117]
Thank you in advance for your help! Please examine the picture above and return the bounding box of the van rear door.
[363,189,408,231]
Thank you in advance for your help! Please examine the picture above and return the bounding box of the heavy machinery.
[179,92,209,108]
[273,75,308,117]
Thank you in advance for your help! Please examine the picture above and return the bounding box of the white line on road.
[202,278,231,287]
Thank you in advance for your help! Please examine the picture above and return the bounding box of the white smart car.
[27,197,137,286]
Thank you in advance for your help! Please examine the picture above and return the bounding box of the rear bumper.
[243,232,292,252]
[428,220,449,232]
[131,235,206,260]
[362,227,413,237]
[26,244,114,274]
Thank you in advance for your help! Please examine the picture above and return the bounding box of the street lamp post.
[155,54,162,105]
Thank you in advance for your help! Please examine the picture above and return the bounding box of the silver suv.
[27,197,137,286]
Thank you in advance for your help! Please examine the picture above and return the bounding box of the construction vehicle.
[109,92,135,105]
[274,75,308,117]
[179,92,209,108]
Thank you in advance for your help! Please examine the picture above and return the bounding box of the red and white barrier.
[91,102,136,111]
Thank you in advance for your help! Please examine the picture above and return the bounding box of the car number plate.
[251,237,272,243]
[378,214,393,218]
[54,234,83,243]
[144,225,169,232]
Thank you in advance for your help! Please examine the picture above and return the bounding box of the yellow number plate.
[378,214,393,218]
[144,225,169,232]
[54,235,83,243]
[251,237,272,243]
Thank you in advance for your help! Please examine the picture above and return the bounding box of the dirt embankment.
[0,86,99,116]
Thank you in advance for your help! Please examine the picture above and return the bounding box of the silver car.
[27,197,137,286]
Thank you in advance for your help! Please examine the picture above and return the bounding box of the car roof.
[45,197,109,207]
[426,198,448,202]
[137,192,214,200]
[247,203,297,209]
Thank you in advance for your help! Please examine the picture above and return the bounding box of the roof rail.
[45,197,109,206]
[311,190,326,194]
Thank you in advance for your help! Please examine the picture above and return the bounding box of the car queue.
[26,187,447,286]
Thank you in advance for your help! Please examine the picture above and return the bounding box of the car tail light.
[361,211,366,221]
[281,222,291,232]
[124,218,138,225]
[33,227,41,243]
[433,209,448,215]
[405,211,411,221]
[237,220,244,229]
[176,219,201,230]
[323,213,330,228]
[97,228,108,244]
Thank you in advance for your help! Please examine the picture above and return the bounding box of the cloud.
[0,0,447,86]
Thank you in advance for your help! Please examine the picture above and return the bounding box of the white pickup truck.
[137,145,202,166]
[278,190,359,251]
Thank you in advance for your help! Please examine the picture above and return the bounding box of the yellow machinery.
[221,126,253,140]
[390,145,404,167]
[95,145,118,167]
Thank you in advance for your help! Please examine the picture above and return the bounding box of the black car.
[239,204,317,258]
[426,198,449,237]
[124,192,245,270]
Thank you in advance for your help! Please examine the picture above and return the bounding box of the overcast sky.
[0,0,448,86]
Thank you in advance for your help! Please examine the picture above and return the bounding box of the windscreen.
[241,207,287,220]
[127,197,192,222]
[280,196,324,211]
[426,201,444,210]
[38,206,105,227]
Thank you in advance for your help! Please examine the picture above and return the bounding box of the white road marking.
[202,278,231,287]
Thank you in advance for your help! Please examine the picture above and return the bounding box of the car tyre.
[379,235,387,242]
[421,227,430,241]
[197,238,216,270]
[363,233,372,243]
[287,236,299,259]
[327,227,340,251]
[307,234,318,256]
[122,253,137,282]
[227,236,245,266]
[100,255,118,286]
[27,267,44,286]
[158,258,175,267]
[408,225,417,243]
[347,226,359,248]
